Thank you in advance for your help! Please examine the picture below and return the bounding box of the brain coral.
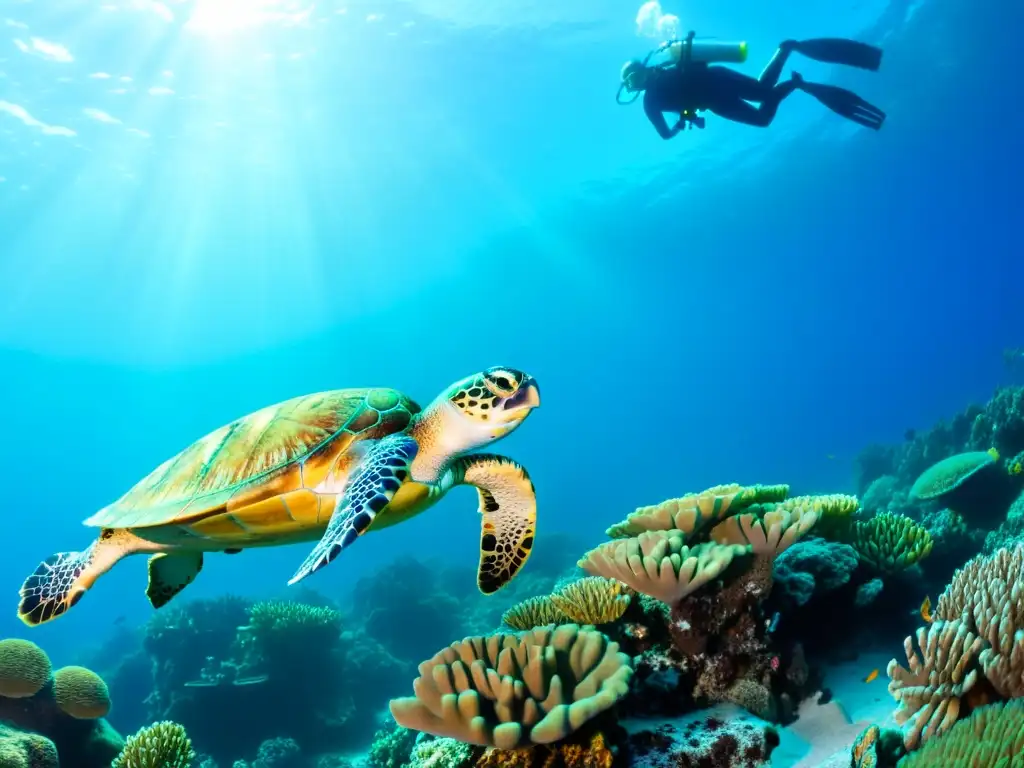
[0,639,51,699]
[53,665,110,719]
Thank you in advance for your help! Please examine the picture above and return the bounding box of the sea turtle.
[18,367,541,627]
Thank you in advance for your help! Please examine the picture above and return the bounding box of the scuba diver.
[618,35,886,138]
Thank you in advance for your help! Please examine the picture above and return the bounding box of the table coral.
[578,532,749,605]
[389,624,632,748]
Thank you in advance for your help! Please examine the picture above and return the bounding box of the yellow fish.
[863,669,879,683]
[921,596,934,623]
[988,447,1001,461]
[1010,461,1022,476]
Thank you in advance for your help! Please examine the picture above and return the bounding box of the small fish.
[766,611,781,634]
[988,447,1001,461]
[1010,461,1022,476]
[904,428,916,441]
[921,596,934,623]
[863,668,879,684]
[826,454,835,460]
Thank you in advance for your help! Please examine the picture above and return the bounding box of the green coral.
[851,512,933,573]
[248,600,343,635]
[899,700,1024,766]
[0,639,51,699]
[368,723,417,768]
[910,451,995,500]
[111,721,195,768]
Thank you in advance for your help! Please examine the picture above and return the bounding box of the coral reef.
[140,594,369,763]
[389,624,632,748]
[0,638,124,767]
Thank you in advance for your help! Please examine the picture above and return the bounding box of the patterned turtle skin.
[17,367,541,627]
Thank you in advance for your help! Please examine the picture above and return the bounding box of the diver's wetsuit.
[643,43,797,137]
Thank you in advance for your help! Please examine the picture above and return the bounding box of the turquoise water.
[0,0,1021,762]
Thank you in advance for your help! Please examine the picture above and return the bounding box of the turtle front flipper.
[453,454,537,594]
[287,434,419,586]
[18,528,154,627]
[146,552,204,609]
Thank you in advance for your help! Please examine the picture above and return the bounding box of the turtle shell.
[84,388,420,529]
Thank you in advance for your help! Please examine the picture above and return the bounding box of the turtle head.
[410,367,539,482]
[440,366,540,445]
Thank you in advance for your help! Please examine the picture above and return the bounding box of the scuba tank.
[616,30,748,105]
[665,35,748,65]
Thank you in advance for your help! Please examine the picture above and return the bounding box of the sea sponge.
[52,665,110,719]
[578,531,750,605]
[548,578,631,625]
[898,700,1024,766]
[388,624,632,748]
[708,505,820,556]
[0,639,51,699]
[910,451,995,500]
[935,543,1024,697]
[111,721,195,768]
[502,597,569,631]
[886,620,984,749]
[604,483,789,538]
[851,512,934,573]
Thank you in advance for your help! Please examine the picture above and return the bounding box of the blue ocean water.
[0,0,1022,760]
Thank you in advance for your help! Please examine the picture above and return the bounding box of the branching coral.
[886,620,985,749]
[577,532,750,605]
[502,597,569,631]
[851,512,934,573]
[548,578,631,626]
[111,721,195,768]
[388,624,632,748]
[935,543,1024,697]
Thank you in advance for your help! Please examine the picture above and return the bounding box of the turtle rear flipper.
[453,455,536,594]
[147,552,204,609]
[18,528,159,627]
[288,433,419,585]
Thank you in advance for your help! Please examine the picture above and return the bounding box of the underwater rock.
[622,705,779,768]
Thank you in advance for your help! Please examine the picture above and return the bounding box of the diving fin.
[795,75,886,130]
[793,38,883,72]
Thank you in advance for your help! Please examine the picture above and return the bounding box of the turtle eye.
[483,368,518,396]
